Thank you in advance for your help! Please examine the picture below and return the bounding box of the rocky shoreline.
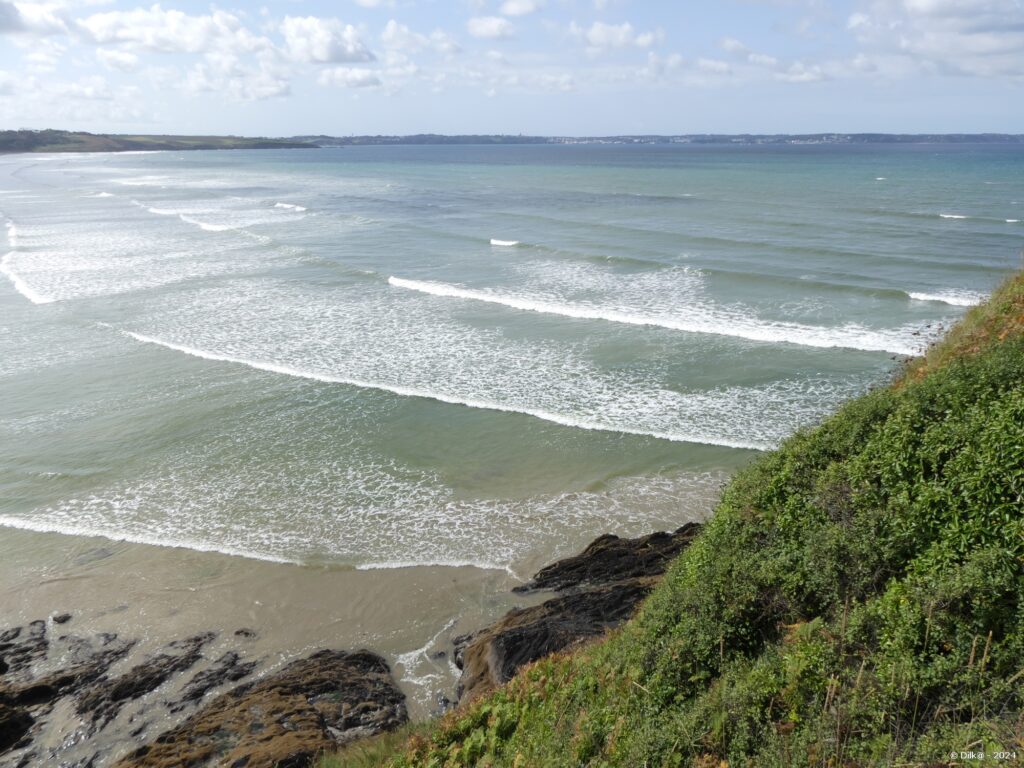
[0,523,702,767]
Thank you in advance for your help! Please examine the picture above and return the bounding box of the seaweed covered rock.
[120,649,407,768]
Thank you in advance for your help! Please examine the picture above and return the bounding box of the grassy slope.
[329,272,1024,768]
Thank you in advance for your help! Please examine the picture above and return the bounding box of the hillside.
[334,271,1024,767]
[0,130,312,154]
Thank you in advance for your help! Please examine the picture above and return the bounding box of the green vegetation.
[328,271,1024,767]
[0,129,312,154]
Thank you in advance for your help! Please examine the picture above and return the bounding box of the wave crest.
[388,276,927,355]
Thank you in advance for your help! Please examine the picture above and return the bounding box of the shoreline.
[0,507,709,766]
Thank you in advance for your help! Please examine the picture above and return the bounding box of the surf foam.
[490,239,519,247]
[388,276,926,356]
[179,215,235,232]
[908,290,986,307]
[275,203,308,212]
[1,252,54,304]
[121,329,771,449]
[0,514,298,564]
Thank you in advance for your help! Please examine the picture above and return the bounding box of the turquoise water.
[1,144,1021,574]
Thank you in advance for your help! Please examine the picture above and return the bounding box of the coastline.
[0,502,711,765]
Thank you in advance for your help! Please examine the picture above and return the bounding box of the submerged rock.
[0,617,261,766]
[0,615,403,767]
[77,632,215,726]
[120,648,407,768]
[0,620,48,681]
[172,650,260,711]
[454,523,703,702]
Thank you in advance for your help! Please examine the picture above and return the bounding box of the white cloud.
[467,16,513,39]
[381,20,460,57]
[779,61,824,82]
[185,51,290,100]
[9,1,68,34]
[639,51,685,80]
[280,16,374,63]
[381,19,424,50]
[697,58,730,74]
[720,38,781,70]
[59,75,113,100]
[500,0,541,16]
[0,70,16,94]
[79,6,268,54]
[24,39,64,70]
[720,37,748,55]
[848,0,1024,77]
[569,21,662,52]
[96,47,139,71]
[318,65,381,87]
[0,1,23,32]
[429,29,460,56]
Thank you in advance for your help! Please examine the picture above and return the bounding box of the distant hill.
[298,132,1024,146]
[0,130,313,154]
[4,130,1022,155]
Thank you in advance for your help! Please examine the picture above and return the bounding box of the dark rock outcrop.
[77,632,215,726]
[119,649,407,768]
[454,523,703,702]
[514,522,703,593]
[0,703,33,753]
[173,650,259,711]
[0,614,405,767]
[0,615,257,766]
[454,578,658,701]
[0,621,48,680]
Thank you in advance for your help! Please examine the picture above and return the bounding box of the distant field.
[0,129,313,154]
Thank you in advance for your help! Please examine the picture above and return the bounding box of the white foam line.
[939,213,968,220]
[179,214,234,232]
[1008,219,1020,224]
[130,200,176,215]
[388,276,920,355]
[122,330,767,450]
[358,560,518,577]
[0,515,298,565]
[490,238,519,246]
[1,252,53,304]
[395,618,459,668]
[275,202,307,212]
[908,291,985,307]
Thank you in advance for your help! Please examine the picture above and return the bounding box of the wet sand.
[0,492,713,767]
[0,526,548,715]
[0,527,561,764]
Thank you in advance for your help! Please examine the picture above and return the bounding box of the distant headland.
[2,129,1023,155]
[0,129,312,154]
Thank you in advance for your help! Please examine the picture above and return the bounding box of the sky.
[1,0,1023,136]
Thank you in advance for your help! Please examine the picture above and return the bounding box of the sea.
[1,142,1022,720]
